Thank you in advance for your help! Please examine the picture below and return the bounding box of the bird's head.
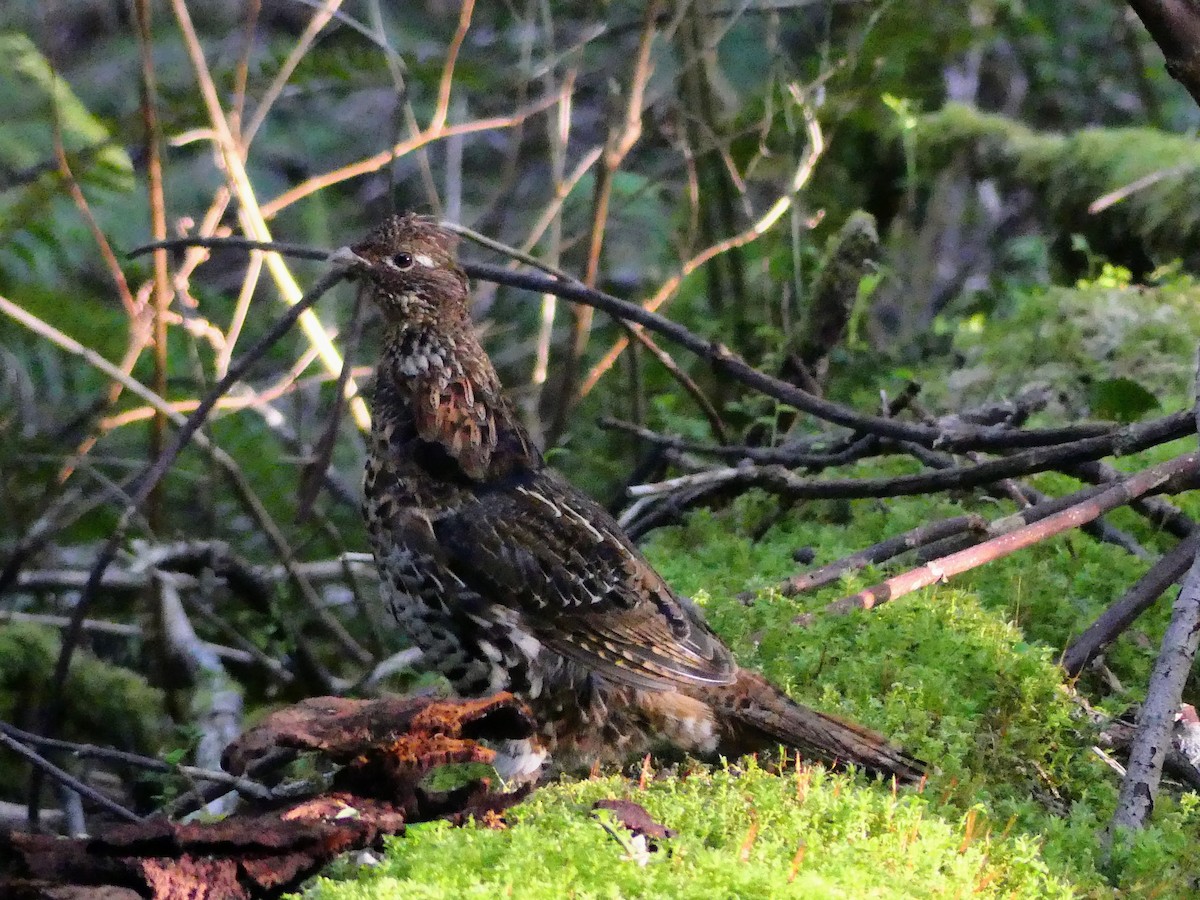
[351,214,470,330]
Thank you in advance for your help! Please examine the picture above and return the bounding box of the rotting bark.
[1,693,535,900]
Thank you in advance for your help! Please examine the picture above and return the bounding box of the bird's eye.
[393,252,414,270]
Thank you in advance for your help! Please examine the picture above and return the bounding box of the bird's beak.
[328,245,371,275]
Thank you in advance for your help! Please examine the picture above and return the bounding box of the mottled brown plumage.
[353,214,922,784]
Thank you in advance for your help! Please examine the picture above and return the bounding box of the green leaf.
[0,32,133,188]
[1088,376,1160,422]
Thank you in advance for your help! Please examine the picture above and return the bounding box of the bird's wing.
[428,472,737,692]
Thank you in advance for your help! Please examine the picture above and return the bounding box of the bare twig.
[1109,535,1200,832]
[1062,529,1200,677]
[754,514,990,600]
[1109,345,1200,836]
[260,97,557,218]
[1070,459,1197,540]
[128,235,1155,454]
[0,729,142,825]
[600,418,881,469]
[626,414,1193,501]
[461,261,1136,452]
[170,0,371,429]
[800,452,1199,623]
[241,0,344,145]
[133,0,172,538]
[157,575,243,816]
[0,292,368,677]
[30,260,357,817]
[548,0,662,444]
[579,98,825,399]
[0,722,270,802]
[627,323,729,442]
[0,610,264,670]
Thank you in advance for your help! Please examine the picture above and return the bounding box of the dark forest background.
[5,1,1200,895]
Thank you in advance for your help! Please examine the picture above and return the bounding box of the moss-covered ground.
[305,275,1200,898]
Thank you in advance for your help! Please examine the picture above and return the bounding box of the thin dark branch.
[1062,529,1200,677]
[752,514,990,600]
[0,728,142,825]
[1070,459,1197,539]
[32,261,357,817]
[1110,528,1200,832]
[798,452,1199,624]
[627,413,1194,502]
[130,236,329,262]
[0,722,270,800]
[600,418,882,468]
[625,327,728,442]
[463,260,1129,452]
[129,237,1137,453]
[1109,343,1200,837]
[1125,0,1200,106]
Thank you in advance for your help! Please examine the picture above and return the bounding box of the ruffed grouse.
[353,214,922,784]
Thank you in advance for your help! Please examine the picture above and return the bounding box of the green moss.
[308,766,1071,899]
[911,104,1200,268]
[0,623,165,797]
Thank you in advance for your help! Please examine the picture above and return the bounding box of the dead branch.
[0,729,142,825]
[465,260,1152,451]
[752,514,990,601]
[1125,0,1200,106]
[0,610,262,670]
[0,721,271,803]
[127,235,1175,455]
[1094,704,1200,793]
[10,551,374,595]
[798,452,1199,623]
[600,418,884,469]
[579,100,826,401]
[626,412,1192,501]
[2,693,534,899]
[1109,534,1200,832]
[1062,529,1200,677]
[0,297,360,676]
[157,576,243,816]
[1109,344,1200,837]
[1070,459,1197,539]
[547,0,662,446]
[901,437,1149,558]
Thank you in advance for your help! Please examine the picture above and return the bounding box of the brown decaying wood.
[2,695,531,899]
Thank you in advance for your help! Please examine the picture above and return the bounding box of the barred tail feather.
[714,672,925,785]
